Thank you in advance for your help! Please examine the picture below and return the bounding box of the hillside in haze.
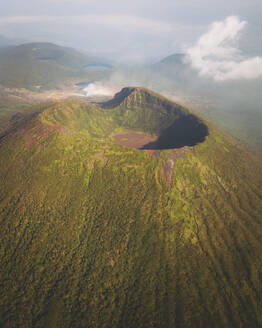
[0,42,112,90]
[150,53,262,155]
[0,35,24,48]
[0,88,262,327]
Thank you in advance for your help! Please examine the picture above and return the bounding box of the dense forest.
[0,88,262,327]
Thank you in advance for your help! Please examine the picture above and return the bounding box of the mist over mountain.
[0,35,13,48]
[0,35,23,48]
[148,52,262,153]
[1,38,260,154]
[0,42,112,90]
[81,52,261,154]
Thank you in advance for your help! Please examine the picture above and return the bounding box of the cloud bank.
[84,82,118,97]
[186,16,262,81]
[0,14,176,34]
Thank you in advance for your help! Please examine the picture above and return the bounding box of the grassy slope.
[0,91,262,327]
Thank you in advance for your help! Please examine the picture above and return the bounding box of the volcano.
[0,87,262,328]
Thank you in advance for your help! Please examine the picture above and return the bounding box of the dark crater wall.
[102,87,209,150]
[141,115,209,149]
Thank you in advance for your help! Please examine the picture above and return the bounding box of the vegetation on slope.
[0,88,261,328]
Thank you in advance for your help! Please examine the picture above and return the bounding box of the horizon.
[0,0,262,63]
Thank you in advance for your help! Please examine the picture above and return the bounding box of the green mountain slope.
[0,88,262,328]
[0,42,112,90]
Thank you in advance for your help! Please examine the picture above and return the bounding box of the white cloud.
[0,14,198,61]
[83,82,119,97]
[185,16,262,81]
[0,16,54,24]
[0,14,178,35]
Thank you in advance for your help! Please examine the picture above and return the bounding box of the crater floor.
[113,130,157,149]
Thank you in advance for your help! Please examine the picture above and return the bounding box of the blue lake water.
[83,64,111,71]
[75,82,90,87]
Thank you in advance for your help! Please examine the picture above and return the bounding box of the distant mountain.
[151,53,202,93]
[151,53,262,155]
[0,87,261,327]
[153,53,188,80]
[155,53,185,66]
[0,35,29,50]
[0,42,112,90]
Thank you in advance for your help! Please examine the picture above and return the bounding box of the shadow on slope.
[141,114,209,149]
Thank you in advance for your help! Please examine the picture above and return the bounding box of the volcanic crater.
[105,87,209,150]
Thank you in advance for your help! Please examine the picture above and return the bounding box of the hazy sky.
[0,0,261,61]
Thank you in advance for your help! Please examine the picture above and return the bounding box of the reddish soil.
[144,149,161,161]
[25,124,62,148]
[161,147,192,186]
[113,130,157,149]
[113,129,192,187]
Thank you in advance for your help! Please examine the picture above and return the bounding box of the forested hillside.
[0,88,261,327]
